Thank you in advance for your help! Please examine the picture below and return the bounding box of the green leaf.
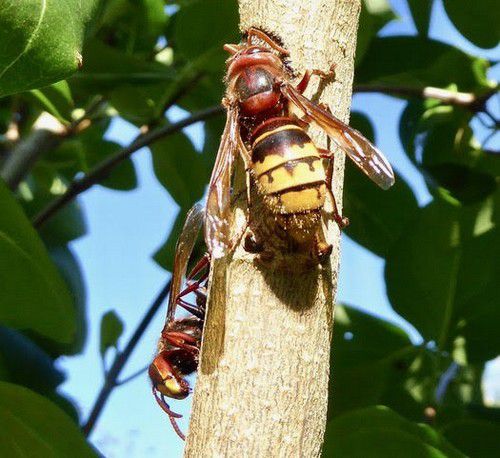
[344,113,419,257]
[344,162,419,257]
[27,81,74,125]
[399,102,498,204]
[323,406,465,458]
[443,0,500,49]
[356,37,491,92]
[84,139,137,191]
[0,326,64,394]
[177,65,225,113]
[49,246,87,356]
[356,0,397,65]
[172,0,238,111]
[0,179,75,343]
[93,0,168,55]
[443,419,500,458]
[99,310,124,359]
[21,188,87,246]
[385,195,499,360]
[406,0,433,36]
[0,0,99,97]
[151,130,208,208]
[0,382,96,457]
[47,121,137,191]
[174,0,239,61]
[329,305,414,417]
[72,39,175,91]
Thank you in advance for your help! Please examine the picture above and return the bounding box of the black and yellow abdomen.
[250,118,326,215]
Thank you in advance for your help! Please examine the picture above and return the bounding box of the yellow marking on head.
[258,160,326,194]
[252,143,320,175]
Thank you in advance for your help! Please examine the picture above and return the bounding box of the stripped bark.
[184,1,361,456]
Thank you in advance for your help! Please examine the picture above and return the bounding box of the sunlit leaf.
[151,130,208,208]
[0,0,99,97]
[27,81,74,125]
[385,195,499,361]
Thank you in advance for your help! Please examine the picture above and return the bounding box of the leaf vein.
[0,0,47,80]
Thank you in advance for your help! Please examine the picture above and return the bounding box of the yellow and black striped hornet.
[149,204,209,440]
[205,28,395,267]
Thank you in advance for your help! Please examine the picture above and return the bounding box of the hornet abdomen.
[250,118,326,214]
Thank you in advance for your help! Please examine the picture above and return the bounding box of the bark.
[184,1,361,456]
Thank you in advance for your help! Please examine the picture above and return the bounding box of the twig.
[33,105,224,228]
[82,279,172,437]
[435,361,460,403]
[115,364,149,386]
[0,98,107,190]
[353,84,498,112]
[1,126,63,189]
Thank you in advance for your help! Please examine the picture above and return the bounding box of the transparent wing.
[282,84,395,190]
[204,106,240,258]
[166,203,204,322]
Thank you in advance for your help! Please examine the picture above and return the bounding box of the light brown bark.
[184,1,361,456]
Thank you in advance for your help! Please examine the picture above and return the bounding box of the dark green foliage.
[0,179,76,343]
[442,0,500,49]
[0,0,498,455]
[406,0,433,36]
[0,382,96,457]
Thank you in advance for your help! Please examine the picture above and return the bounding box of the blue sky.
[58,1,499,456]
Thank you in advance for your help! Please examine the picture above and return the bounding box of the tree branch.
[353,84,498,112]
[0,97,106,190]
[33,105,224,228]
[183,2,360,456]
[82,279,172,437]
[1,114,65,189]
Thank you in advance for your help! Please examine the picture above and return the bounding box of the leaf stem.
[82,279,171,437]
[32,105,224,228]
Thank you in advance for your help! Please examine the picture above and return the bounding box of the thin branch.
[435,361,460,403]
[0,98,107,190]
[1,127,63,189]
[115,364,149,386]
[33,105,224,228]
[353,84,498,112]
[82,279,172,437]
